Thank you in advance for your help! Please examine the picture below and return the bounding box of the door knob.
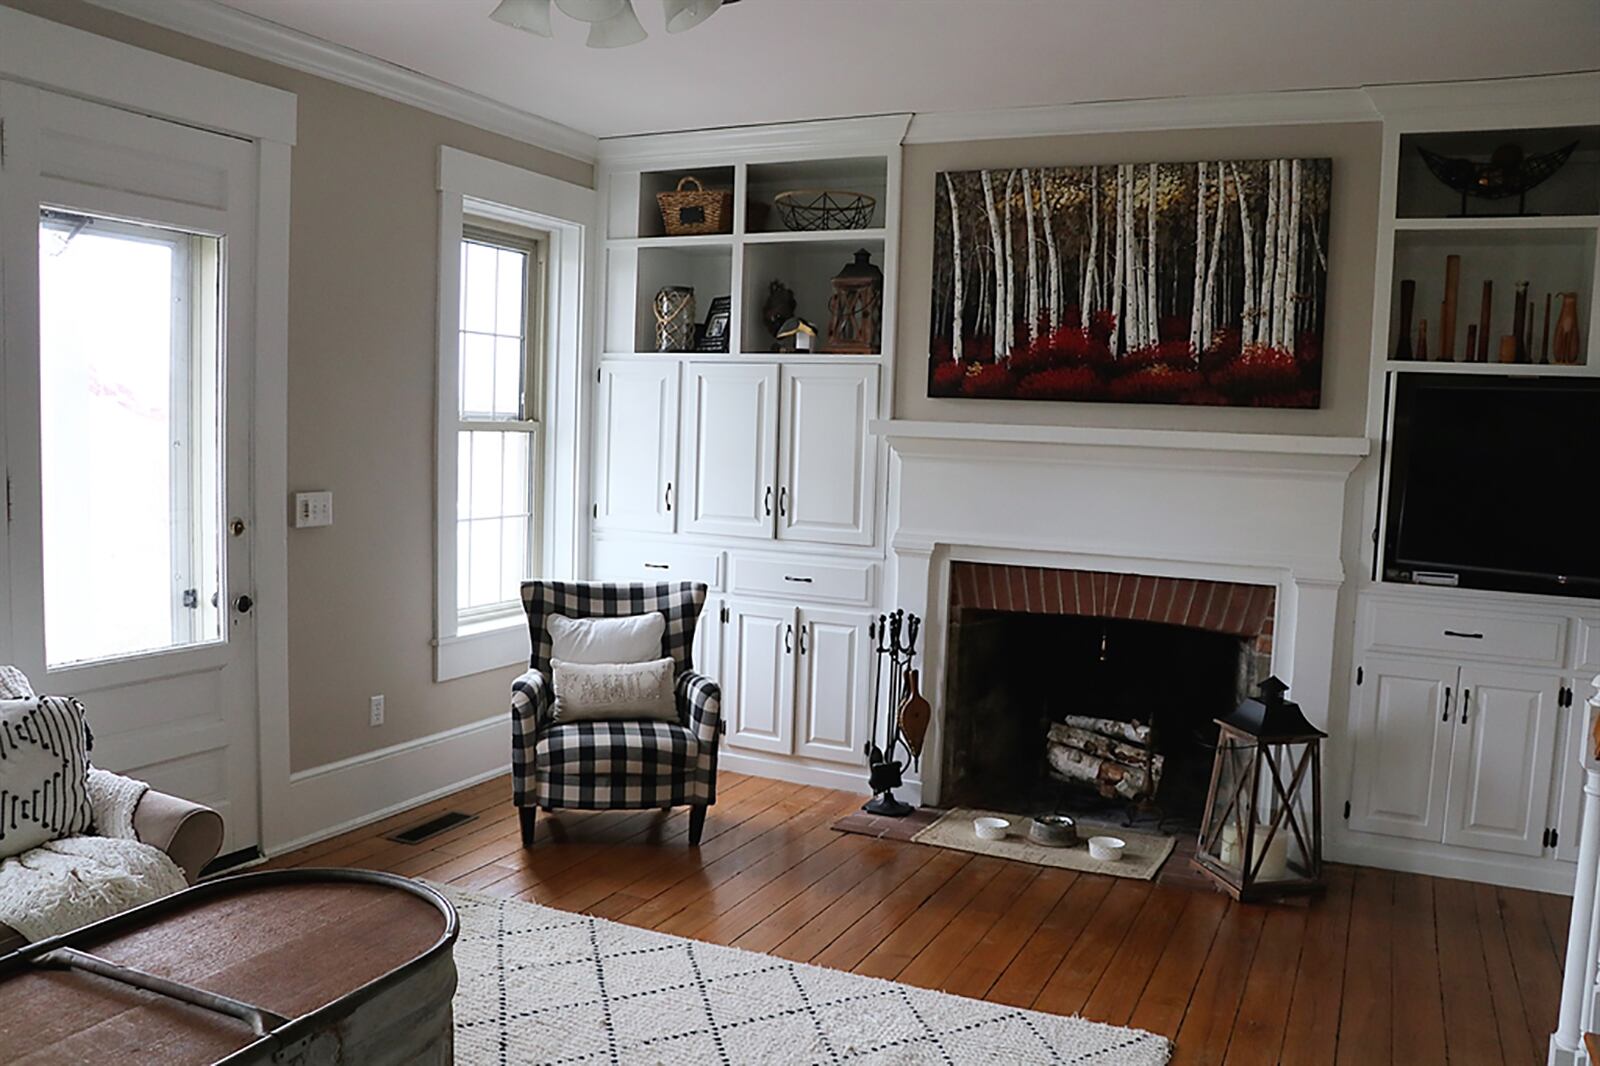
[230,518,247,537]
[234,595,254,614]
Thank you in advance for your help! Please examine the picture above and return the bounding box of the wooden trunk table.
[0,868,458,1065]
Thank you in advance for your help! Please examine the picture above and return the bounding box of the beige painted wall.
[5,0,594,771]
[896,124,1382,436]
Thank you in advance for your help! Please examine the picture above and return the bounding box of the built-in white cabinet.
[724,602,796,755]
[679,363,780,539]
[778,365,878,547]
[1442,666,1560,856]
[693,595,727,684]
[1349,656,1558,858]
[1348,656,1455,843]
[719,600,871,767]
[593,361,679,534]
[677,361,878,546]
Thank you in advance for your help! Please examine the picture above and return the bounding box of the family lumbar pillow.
[0,696,95,860]
[551,658,678,722]
[547,612,665,665]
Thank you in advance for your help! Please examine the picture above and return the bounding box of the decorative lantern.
[654,285,695,352]
[1195,677,1326,902]
[824,248,883,354]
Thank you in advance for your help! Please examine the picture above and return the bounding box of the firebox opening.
[941,609,1256,831]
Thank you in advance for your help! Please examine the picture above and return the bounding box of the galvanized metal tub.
[0,867,458,1065]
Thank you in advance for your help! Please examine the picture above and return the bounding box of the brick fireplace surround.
[948,562,1277,672]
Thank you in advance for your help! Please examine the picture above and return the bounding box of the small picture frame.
[696,295,732,352]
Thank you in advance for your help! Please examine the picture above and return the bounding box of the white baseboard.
[720,750,875,798]
[1326,834,1578,895]
[266,714,510,856]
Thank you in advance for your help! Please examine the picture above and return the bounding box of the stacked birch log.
[1045,715,1164,802]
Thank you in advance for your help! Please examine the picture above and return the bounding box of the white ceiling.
[212,0,1600,142]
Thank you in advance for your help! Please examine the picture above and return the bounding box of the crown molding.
[905,88,1380,144]
[1365,71,1600,130]
[82,0,599,163]
[598,113,913,167]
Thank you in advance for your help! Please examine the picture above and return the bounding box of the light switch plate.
[294,491,334,528]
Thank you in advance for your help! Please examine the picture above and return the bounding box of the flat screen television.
[1384,373,1600,599]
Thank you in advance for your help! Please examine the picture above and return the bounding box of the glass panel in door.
[37,211,223,667]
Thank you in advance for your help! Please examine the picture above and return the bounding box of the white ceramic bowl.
[1087,835,1126,862]
[973,817,1011,841]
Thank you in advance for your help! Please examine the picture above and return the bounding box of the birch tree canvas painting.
[928,158,1333,407]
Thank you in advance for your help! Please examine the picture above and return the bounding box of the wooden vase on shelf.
[1477,280,1492,362]
[1512,282,1529,363]
[1441,255,1460,361]
[1541,293,1552,364]
[1394,279,1415,361]
[1552,292,1582,364]
[1499,333,1518,363]
[1416,319,1428,361]
[1465,325,1478,364]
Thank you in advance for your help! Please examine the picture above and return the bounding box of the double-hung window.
[453,225,545,628]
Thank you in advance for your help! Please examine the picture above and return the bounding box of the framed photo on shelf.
[696,295,732,352]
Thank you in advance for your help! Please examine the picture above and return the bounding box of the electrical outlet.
[369,694,385,727]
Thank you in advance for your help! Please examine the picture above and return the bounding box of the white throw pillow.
[551,658,679,723]
[547,612,665,666]
[0,696,95,860]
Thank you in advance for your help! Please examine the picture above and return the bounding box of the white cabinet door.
[725,602,795,755]
[593,361,678,533]
[1553,678,1586,862]
[694,596,726,687]
[680,363,779,539]
[795,607,872,765]
[1445,666,1560,856]
[777,365,877,547]
[1347,657,1456,842]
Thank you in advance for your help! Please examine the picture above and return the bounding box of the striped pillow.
[0,696,94,860]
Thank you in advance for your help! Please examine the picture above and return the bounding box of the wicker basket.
[657,176,733,236]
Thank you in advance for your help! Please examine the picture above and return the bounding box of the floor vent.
[388,810,476,845]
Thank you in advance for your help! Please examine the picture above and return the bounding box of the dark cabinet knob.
[234,595,254,614]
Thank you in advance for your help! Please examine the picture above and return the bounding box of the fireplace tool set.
[863,610,929,817]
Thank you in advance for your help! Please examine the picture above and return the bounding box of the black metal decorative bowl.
[1417,141,1577,205]
[774,189,877,231]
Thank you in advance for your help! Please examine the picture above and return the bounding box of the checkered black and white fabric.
[511,582,722,812]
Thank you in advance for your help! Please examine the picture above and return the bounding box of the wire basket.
[657,176,733,236]
[773,189,877,232]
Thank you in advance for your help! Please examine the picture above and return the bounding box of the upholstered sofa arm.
[510,667,555,734]
[677,670,721,746]
[132,789,224,884]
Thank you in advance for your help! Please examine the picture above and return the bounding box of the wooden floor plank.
[262,771,1569,1066]
[1435,877,1507,1066]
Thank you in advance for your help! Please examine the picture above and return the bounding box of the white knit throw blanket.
[0,769,188,942]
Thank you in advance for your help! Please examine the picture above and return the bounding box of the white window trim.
[435,147,592,682]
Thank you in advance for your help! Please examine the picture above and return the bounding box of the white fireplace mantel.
[871,418,1369,807]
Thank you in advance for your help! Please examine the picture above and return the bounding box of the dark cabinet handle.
[1442,686,1452,722]
[784,623,792,654]
[799,624,808,655]
[764,486,772,516]
[779,486,788,517]
[783,575,813,584]
[642,562,669,570]
[1461,689,1471,724]
[1444,630,1484,640]
[664,482,673,512]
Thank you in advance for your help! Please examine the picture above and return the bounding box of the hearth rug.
[436,884,1172,1065]
[911,808,1177,882]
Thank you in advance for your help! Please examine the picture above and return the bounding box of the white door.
[0,85,261,852]
[679,362,778,539]
[593,360,678,534]
[795,606,871,765]
[1444,666,1560,856]
[725,601,795,755]
[1346,657,1456,843]
[778,364,877,547]
[1554,677,1587,862]
[694,595,726,686]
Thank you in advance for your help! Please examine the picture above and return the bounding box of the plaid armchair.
[511,581,722,846]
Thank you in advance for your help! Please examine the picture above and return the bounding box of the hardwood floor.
[265,772,1570,1065]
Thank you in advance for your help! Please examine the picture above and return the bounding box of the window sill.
[434,617,529,682]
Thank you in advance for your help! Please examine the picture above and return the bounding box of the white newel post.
[1552,677,1600,1066]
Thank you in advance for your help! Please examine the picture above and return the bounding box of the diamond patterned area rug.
[438,885,1171,1065]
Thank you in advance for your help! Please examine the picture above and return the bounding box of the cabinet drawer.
[1367,602,1567,668]
[730,555,875,606]
[591,540,723,590]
